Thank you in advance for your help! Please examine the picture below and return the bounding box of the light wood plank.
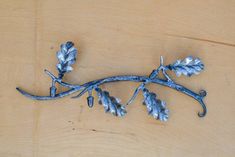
[0,0,234,156]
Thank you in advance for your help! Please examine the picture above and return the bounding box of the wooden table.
[0,0,234,156]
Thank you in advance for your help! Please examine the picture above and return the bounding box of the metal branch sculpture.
[16,41,207,122]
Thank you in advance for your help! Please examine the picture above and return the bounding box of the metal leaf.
[142,88,169,121]
[95,88,127,117]
[169,56,204,77]
[56,41,78,76]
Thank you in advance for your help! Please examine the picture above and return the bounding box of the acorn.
[87,96,94,108]
[50,86,57,97]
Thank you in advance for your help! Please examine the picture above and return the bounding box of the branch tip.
[160,56,164,66]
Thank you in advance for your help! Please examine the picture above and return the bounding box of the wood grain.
[0,0,234,156]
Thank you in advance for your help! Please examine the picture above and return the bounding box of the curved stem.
[16,87,80,100]
[16,75,207,117]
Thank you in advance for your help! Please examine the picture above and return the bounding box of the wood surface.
[0,0,235,156]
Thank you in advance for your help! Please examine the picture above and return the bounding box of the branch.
[16,75,207,117]
[16,43,207,122]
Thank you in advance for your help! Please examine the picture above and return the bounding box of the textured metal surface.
[56,41,77,78]
[167,56,204,77]
[16,41,207,122]
[96,88,127,117]
[142,88,169,121]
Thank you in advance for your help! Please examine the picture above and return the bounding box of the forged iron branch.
[16,41,207,122]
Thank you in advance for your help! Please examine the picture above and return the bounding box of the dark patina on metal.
[16,41,207,122]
